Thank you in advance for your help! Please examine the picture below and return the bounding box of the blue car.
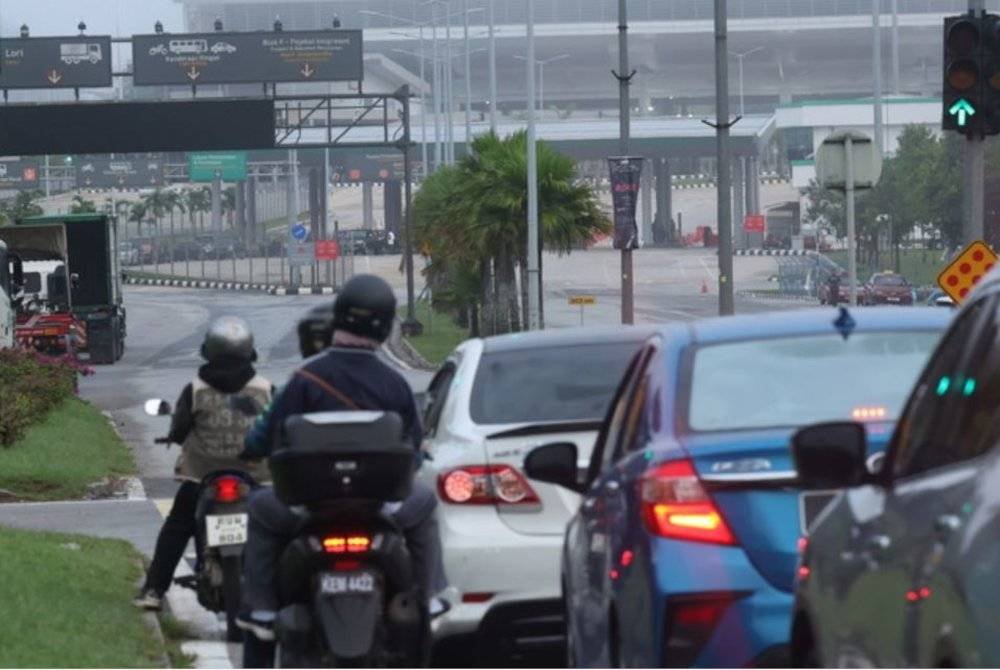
[523,307,951,667]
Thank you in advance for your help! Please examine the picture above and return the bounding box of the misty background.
[0,0,182,37]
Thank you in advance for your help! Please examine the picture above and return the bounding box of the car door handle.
[935,514,962,536]
[604,480,620,494]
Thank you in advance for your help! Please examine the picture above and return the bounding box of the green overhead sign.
[188,151,248,182]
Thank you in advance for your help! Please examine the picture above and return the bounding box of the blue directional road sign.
[291,223,309,241]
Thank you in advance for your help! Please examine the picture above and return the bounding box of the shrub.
[0,349,81,447]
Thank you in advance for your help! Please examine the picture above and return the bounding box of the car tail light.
[438,465,540,505]
[213,476,246,503]
[323,535,372,554]
[662,593,741,667]
[461,592,494,603]
[640,460,736,545]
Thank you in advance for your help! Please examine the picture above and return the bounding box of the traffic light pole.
[964,0,986,246]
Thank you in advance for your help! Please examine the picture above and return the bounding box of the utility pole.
[890,0,901,95]
[712,0,735,316]
[617,0,635,325]
[873,0,884,156]
[526,0,540,330]
[432,8,443,170]
[964,0,986,245]
[463,0,472,147]
[488,0,498,133]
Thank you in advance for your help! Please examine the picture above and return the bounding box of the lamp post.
[514,53,571,112]
[729,47,764,116]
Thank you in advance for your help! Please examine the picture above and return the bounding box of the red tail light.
[438,465,541,505]
[323,535,371,554]
[640,460,736,545]
[662,594,740,667]
[213,476,245,504]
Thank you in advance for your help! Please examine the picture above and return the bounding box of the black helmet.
[201,315,257,363]
[333,274,396,343]
[297,303,335,358]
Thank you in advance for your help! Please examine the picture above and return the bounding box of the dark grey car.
[788,272,1000,668]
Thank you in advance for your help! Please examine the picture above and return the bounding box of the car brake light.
[213,476,245,503]
[438,465,541,505]
[640,460,736,545]
[323,535,372,554]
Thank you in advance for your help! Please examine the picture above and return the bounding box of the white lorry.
[60,43,103,65]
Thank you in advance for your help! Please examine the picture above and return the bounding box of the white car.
[419,326,652,663]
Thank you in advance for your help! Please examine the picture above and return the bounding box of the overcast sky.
[0,0,183,37]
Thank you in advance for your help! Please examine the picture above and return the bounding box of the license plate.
[887,297,900,302]
[320,571,375,595]
[798,492,837,534]
[205,513,248,547]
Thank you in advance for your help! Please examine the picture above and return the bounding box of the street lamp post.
[515,53,571,112]
[488,0,498,133]
[526,0,540,330]
[729,47,764,116]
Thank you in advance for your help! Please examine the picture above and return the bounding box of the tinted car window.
[688,331,941,432]
[23,272,42,294]
[892,299,989,478]
[470,342,640,424]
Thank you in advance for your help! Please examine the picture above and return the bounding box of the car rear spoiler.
[486,420,603,440]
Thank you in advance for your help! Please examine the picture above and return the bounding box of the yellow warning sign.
[937,240,998,304]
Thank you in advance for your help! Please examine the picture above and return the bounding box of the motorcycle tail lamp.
[323,535,372,554]
[438,465,541,506]
[640,460,736,545]
[213,476,245,503]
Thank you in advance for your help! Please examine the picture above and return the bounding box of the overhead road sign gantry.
[0,36,112,90]
[131,30,363,87]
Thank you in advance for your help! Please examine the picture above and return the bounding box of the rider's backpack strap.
[294,368,365,411]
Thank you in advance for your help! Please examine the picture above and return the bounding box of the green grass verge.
[0,527,166,668]
[159,614,197,669]
[823,248,951,287]
[0,398,136,501]
[404,301,469,366]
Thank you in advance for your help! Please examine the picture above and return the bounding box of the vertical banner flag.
[608,156,643,250]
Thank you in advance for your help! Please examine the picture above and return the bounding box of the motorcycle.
[144,398,257,642]
[267,410,428,667]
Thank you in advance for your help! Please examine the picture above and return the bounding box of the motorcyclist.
[133,316,272,611]
[236,274,448,650]
[296,303,335,358]
[825,271,842,305]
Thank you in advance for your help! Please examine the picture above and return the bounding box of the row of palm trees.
[413,132,609,337]
[124,186,239,238]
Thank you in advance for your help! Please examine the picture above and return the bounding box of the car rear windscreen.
[687,331,941,432]
[470,341,640,424]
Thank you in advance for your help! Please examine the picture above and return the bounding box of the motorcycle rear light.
[213,476,245,503]
[438,465,540,505]
[662,593,741,668]
[323,535,371,554]
[461,592,494,603]
[332,560,362,572]
[640,460,736,545]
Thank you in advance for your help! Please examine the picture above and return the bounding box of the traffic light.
[981,13,1000,135]
[943,13,985,135]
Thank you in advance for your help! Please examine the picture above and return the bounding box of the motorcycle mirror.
[144,398,172,416]
[229,394,264,417]
[70,272,80,289]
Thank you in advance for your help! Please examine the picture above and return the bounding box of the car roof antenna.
[833,306,856,341]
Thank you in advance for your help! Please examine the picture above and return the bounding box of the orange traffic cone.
[701,279,709,294]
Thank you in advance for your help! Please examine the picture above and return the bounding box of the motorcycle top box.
[270,411,415,506]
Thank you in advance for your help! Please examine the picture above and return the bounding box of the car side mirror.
[792,422,870,490]
[524,442,582,493]
[144,398,172,416]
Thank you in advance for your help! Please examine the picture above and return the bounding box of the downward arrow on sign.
[301,63,315,78]
[186,66,201,81]
[47,70,62,85]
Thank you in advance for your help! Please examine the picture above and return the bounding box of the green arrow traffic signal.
[949,98,976,127]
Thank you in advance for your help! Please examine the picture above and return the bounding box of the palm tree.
[70,194,97,214]
[414,132,609,334]
[128,202,147,237]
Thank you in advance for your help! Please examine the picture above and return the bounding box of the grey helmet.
[200,315,257,363]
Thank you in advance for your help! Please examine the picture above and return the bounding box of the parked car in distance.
[791,271,1000,668]
[925,288,955,308]
[525,307,950,668]
[420,326,654,665]
[865,271,914,306]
